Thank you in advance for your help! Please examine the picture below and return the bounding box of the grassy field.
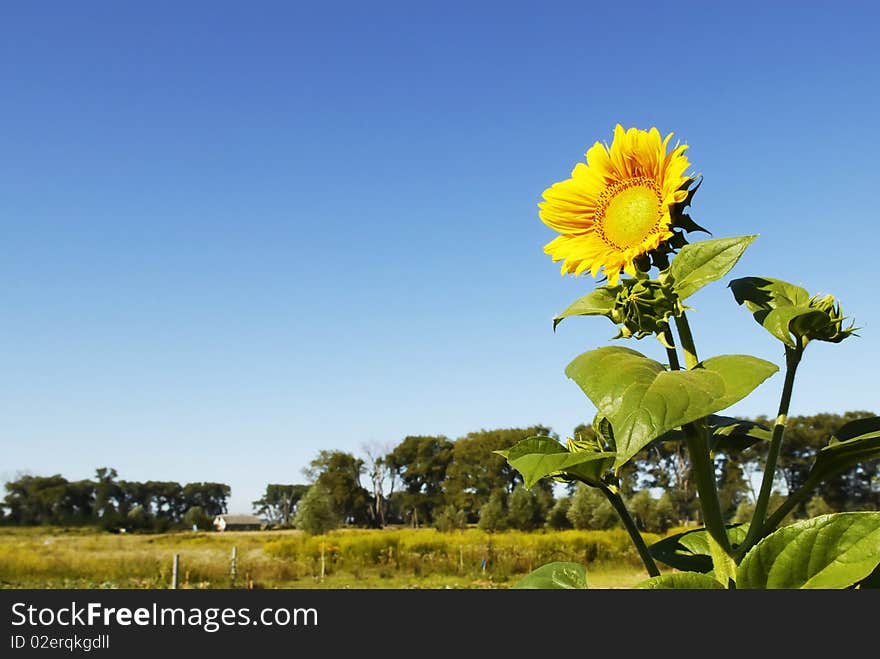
[0,526,667,589]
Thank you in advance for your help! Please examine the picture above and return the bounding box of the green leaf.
[738,512,880,589]
[728,276,855,347]
[806,416,880,486]
[513,562,588,589]
[668,235,756,300]
[635,572,726,589]
[565,347,778,469]
[553,286,619,331]
[650,525,749,573]
[495,437,614,489]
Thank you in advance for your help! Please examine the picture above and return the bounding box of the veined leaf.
[650,525,749,573]
[495,437,614,489]
[635,572,726,589]
[553,286,619,331]
[737,512,880,589]
[669,235,756,300]
[513,562,588,589]
[565,347,777,469]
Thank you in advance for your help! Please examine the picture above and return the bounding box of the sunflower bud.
[795,294,857,345]
[610,277,680,344]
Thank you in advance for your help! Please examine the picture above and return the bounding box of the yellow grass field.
[0,526,667,589]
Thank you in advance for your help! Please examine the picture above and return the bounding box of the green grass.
[0,526,665,589]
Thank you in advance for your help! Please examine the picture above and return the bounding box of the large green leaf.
[807,417,880,485]
[737,512,880,589]
[650,525,749,573]
[495,437,615,489]
[553,286,618,331]
[668,235,756,300]
[634,572,726,589]
[513,562,588,589]
[565,347,778,469]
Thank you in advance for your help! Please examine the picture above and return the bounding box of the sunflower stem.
[672,311,733,557]
[673,312,699,369]
[599,483,661,578]
[735,344,803,560]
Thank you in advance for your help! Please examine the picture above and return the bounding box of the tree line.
[257,412,880,534]
[1,468,230,531]
[5,412,878,534]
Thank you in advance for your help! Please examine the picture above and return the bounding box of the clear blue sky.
[2,2,878,514]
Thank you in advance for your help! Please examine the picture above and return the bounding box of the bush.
[294,485,340,535]
[433,505,467,532]
[545,497,572,530]
[478,492,507,532]
[567,485,618,530]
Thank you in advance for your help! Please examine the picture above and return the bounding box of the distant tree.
[567,484,618,530]
[183,506,211,530]
[305,450,371,525]
[126,505,149,529]
[506,485,541,531]
[294,484,340,535]
[750,411,878,515]
[545,496,573,530]
[252,484,309,526]
[445,426,552,521]
[93,467,121,524]
[362,443,394,527]
[182,482,230,518]
[805,494,834,518]
[478,491,507,532]
[433,505,467,532]
[626,491,676,534]
[731,499,755,525]
[716,453,750,521]
[385,435,453,527]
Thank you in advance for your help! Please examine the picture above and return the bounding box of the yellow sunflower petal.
[538,124,692,282]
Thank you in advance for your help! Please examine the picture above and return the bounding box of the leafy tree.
[445,426,551,521]
[716,453,750,521]
[181,482,230,518]
[478,491,507,532]
[545,496,573,530]
[567,484,618,530]
[305,450,372,525]
[385,435,453,526]
[183,506,211,530]
[507,485,541,531]
[93,468,121,524]
[252,484,309,526]
[294,484,340,535]
[433,505,467,532]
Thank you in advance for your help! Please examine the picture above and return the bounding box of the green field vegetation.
[0,526,665,589]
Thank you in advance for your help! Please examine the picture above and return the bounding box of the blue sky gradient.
[2,2,878,512]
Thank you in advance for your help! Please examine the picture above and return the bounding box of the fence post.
[171,553,179,589]
[230,546,237,586]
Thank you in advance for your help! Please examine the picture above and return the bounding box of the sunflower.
[539,124,693,285]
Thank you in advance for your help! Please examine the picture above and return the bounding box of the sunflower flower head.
[539,124,704,285]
